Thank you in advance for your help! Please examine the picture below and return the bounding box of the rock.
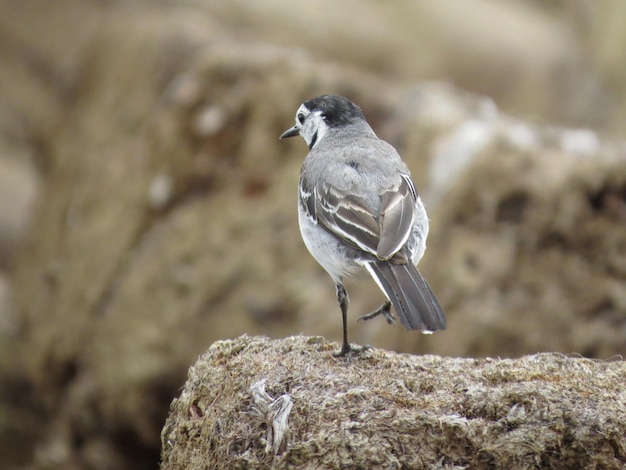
[161,335,626,469]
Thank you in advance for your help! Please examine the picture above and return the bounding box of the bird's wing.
[377,174,417,260]
[301,172,417,261]
[314,181,380,256]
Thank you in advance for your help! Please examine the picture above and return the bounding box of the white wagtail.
[281,95,446,357]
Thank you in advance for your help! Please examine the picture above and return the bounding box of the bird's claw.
[358,301,395,325]
[333,343,373,361]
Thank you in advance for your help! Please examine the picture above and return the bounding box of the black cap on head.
[303,95,365,128]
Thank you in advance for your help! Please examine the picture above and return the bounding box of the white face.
[295,105,329,149]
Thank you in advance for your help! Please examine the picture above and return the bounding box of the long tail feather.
[366,261,446,332]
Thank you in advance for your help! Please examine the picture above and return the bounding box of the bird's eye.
[297,113,305,124]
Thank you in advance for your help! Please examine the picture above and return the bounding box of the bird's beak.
[280,126,300,139]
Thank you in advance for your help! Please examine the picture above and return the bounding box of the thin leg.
[332,283,372,359]
[358,301,395,325]
[335,283,351,356]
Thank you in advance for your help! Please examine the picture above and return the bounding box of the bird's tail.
[366,261,446,332]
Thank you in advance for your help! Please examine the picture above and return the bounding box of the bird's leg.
[333,283,371,360]
[358,300,395,325]
[334,283,351,356]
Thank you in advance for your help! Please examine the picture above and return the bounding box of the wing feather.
[315,182,380,255]
[377,175,417,260]
[303,172,418,262]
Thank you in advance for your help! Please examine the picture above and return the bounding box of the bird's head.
[280,95,365,150]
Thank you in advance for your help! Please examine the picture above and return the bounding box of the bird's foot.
[357,301,395,325]
[333,342,373,362]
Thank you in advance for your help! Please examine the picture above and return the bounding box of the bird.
[280,94,446,358]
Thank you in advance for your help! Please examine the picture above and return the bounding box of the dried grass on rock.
[161,335,626,469]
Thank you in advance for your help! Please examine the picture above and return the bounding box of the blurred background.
[1,0,625,468]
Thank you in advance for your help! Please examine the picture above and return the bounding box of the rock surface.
[161,335,626,469]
